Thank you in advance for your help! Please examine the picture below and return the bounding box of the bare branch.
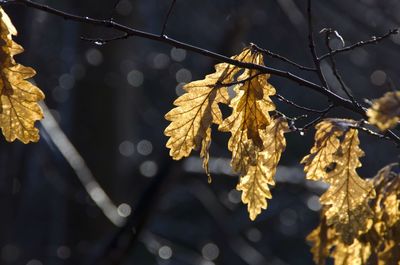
[2,0,400,145]
[161,0,177,36]
[351,121,392,142]
[80,33,129,45]
[0,1,355,110]
[275,93,332,113]
[307,0,329,89]
[324,29,362,108]
[298,104,335,131]
[319,28,399,61]
[250,43,317,72]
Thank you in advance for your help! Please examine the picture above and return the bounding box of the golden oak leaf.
[237,117,288,220]
[308,164,400,265]
[164,48,253,167]
[331,239,371,265]
[367,91,400,131]
[307,216,334,265]
[321,129,375,244]
[370,164,400,262]
[219,50,276,175]
[301,120,344,181]
[165,64,229,160]
[0,9,22,61]
[377,168,400,228]
[0,8,45,143]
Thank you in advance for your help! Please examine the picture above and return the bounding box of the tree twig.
[324,29,362,108]
[307,0,329,89]
[0,1,357,111]
[2,0,400,146]
[250,43,316,72]
[275,94,332,113]
[298,104,335,131]
[80,33,129,45]
[160,0,177,36]
[318,28,399,60]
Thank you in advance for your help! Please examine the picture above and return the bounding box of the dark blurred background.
[1,0,400,264]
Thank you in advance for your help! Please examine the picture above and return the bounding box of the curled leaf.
[367,91,400,131]
[219,49,276,174]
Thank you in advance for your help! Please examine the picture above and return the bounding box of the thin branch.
[351,122,392,142]
[298,104,335,131]
[324,29,362,108]
[307,0,329,89]
[160,0,177,36]
[319,28,399,60]
[2,0,400,145]
[250,43,317,72]
[275,93,332,113]
[80,33,129,45]
[1,1,357,112]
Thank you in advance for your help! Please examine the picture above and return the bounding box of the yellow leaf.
[308,163,400,265]
[321,129,375,244]
[237,117,288,220]
[0,8,45,143]
[301,120,344,181]
[307,216,333,265]
[201,127,212,183]
[367,91,400,131]
[219,49,276,174]
[164,48,252,163]
[331,239,371,265]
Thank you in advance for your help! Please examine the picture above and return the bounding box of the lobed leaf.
[301,120,343,181]
[367,91,400,131]
[236,117,288,220]
[308,163,400,265]
[0,8,45,143]
[164,48,252,168]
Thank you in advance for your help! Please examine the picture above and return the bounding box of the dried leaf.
[201,127,212,183]
[219,49,276,174]
[237,118,288,220]
[322,128,375,244]
[164,49,252,164]
[331,239,371,265]
[308,163,400,265]
[0,8,45,143]
[367,91,400,131]
[307,216,333,265]
[301,120,344,181]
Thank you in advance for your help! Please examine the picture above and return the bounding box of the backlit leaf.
[219,49,276,175]
[321,128,375,244]
[164,49,252,166]
[0,8,45,143]
[301,120,343,181]
[367,91,400,131]
[308,164,400,265]
[237,117,288,220]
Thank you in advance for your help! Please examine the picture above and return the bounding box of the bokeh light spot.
[119,140,135,157]
[85,48,103,66]
[201,242,219,261]
[158,245,172,260]
[140,160,158,177]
